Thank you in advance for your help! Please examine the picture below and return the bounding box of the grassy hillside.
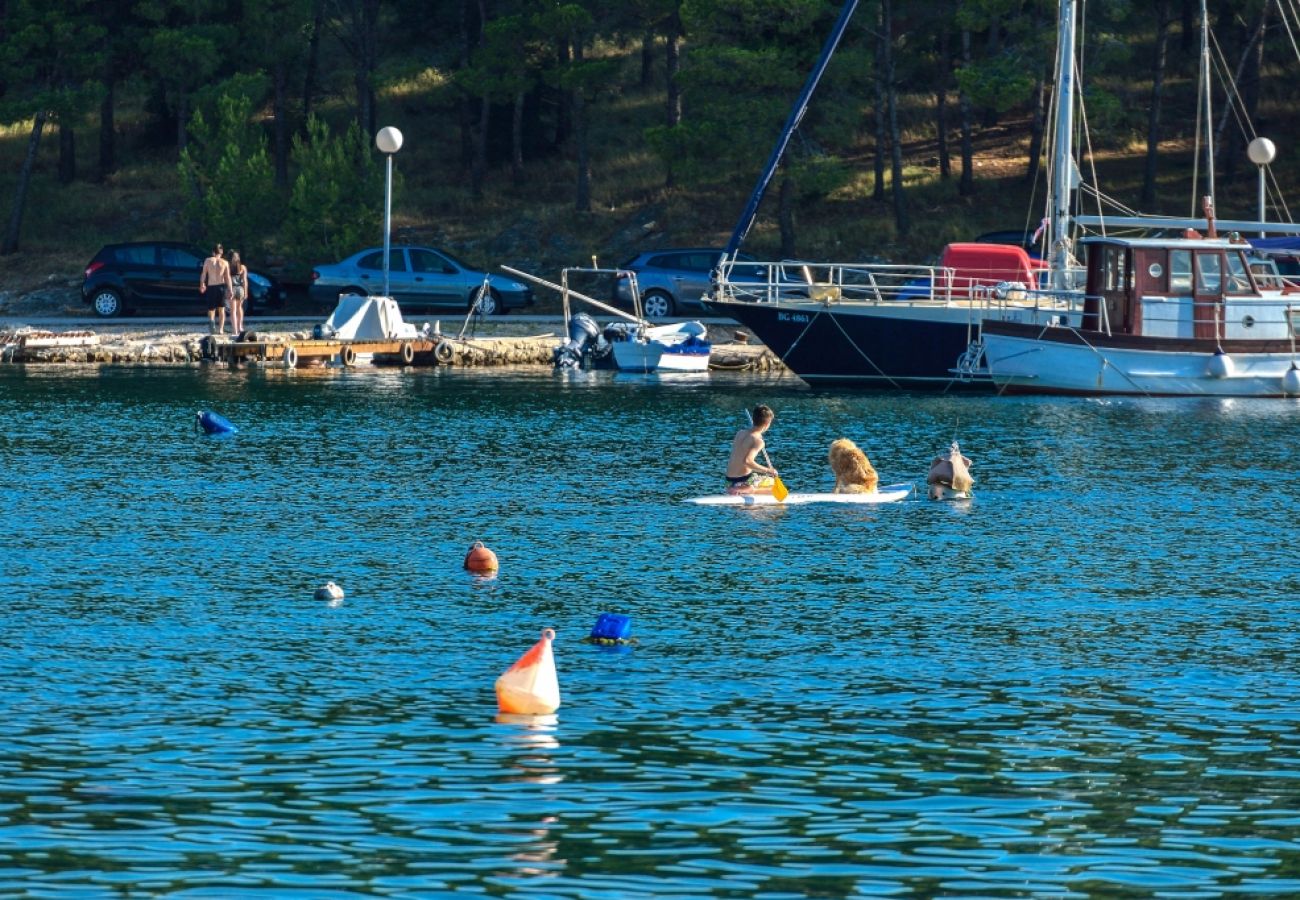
[3,35,1297,312]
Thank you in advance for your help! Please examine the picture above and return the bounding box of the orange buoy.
[495,628,560,715]
[464,541,499,573]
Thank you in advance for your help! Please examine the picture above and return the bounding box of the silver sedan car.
[309,245,533,314]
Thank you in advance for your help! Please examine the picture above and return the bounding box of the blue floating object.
[589,613,633,645]
[196,410,238,435]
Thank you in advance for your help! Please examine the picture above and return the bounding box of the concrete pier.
[1,324,784,372]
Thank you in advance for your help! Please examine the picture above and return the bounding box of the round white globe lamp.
[1247,137,1276,238]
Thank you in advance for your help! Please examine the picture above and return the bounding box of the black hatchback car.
[82,242,284,318]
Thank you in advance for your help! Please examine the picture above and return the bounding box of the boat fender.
[434,340,455,364]
[464,540,499,573]
[1206,349,1234,379]
[195,410,237,435]
[282,345,298,368]
[400,341,415,365]
[584,612,636,646]
[340,345,357,366]
[1283,363,1300,396]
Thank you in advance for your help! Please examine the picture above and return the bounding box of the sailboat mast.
[1050,0,1077,290]
[1200,0,1215,206]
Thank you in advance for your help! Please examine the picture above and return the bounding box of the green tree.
[178,84,280,256]
[651,0,860,252]
[0,0,105,253]
[281,115,384,265]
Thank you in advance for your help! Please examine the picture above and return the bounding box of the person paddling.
[725,404,779,495]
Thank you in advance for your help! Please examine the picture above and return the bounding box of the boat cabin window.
[1249,258,1283,289]
[1195,252,1222,294]
[1224,252,1253,294]
[1169,250,1193,293]
[1098,245,1130,291]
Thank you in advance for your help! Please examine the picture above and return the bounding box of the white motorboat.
[503,265,712,374]
[605,320,710,373]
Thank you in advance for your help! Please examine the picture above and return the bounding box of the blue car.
[309,245,533,315]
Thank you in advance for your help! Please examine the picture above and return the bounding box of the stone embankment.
[0,324,785,372]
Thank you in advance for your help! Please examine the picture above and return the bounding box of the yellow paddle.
[763,446,789,502]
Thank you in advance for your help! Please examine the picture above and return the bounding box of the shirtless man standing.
[725,404,778,494]
[200,244,233,334]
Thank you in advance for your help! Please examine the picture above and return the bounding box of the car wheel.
[472,287,504,316]
[90,288,124,318]
[642,290,674,318]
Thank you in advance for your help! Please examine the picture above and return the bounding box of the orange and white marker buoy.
[464,541,499,573]
[495,628,560,715]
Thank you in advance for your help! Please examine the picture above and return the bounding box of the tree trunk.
[640,30,655,89]
[959,29,974,197]
[3,111,47,255]
[664,16,682,188]
[471,94,489,199]
[872,2,886,201]
[98,74,116,180]
[936,23,950,180]
[1214,1,1270,180]
[1142,1,1173,207]
[176,93,189,153]
[573,40,591,213]
[554,39,572,147]
[884,0,908,235]
[59,121,76,184]
[273,63,289,187]
[1025,74,1046,186]
[778,174,796,258]
[511,90,525,187]
[1023,0,1047,185]
[303,0,324,125]
[665,20,681,126]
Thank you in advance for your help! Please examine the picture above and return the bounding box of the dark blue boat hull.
[709,300,990,391]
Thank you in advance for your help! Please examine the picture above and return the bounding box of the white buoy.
[314,581,344,602]
[1206,350,1235,378]
[1283,364,1300,396]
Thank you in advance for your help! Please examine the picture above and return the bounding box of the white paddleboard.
[685,484,913,506]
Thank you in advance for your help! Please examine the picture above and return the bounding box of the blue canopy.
[1248,236,1300,255]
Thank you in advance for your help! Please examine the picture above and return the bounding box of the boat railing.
[714,257,1085,313]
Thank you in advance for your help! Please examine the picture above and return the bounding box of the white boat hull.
[983,328,1300,397]
[610,321,711,373]
[611,341,710,373]
[685,484,912,506]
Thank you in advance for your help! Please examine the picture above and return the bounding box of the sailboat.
[977,1,1300,397]
[703,0,1088,390]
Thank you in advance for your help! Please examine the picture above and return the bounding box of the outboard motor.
[553,312,601,369]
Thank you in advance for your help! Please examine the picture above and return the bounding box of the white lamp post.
[1247,136,1276,239]
[375,126,404,296]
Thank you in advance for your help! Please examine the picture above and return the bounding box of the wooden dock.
[222,336,431,368]
[214,332,561,368]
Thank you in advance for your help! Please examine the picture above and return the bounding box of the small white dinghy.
[685,483,913,506]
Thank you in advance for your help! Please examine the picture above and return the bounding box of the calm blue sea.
[2,363,1299,898]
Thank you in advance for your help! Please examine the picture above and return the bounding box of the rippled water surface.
[2,363,1299,898]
